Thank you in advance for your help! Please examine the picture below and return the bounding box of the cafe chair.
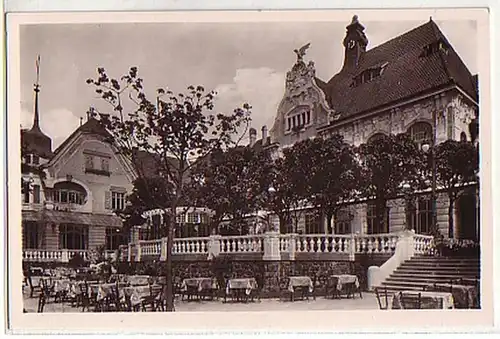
[37,288,47,313]
[374,287,390,310]
[400,291,422,309]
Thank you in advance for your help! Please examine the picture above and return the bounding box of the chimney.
[261,125,268,144]
[249,127,257,147]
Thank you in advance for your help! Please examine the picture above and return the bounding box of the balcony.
[23,249,89,263]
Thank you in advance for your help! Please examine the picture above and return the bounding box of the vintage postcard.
[5,8,493,333]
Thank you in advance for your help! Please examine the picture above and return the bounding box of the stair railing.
[367,230,430,291]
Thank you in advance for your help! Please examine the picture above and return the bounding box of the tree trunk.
[375,198,387,234]
[448,196,455,239]
[326,212,333,234]
[165,205,176,312]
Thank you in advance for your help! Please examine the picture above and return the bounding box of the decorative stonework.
[270,45,335,147]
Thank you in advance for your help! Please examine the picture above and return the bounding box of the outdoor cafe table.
[122,285,163,308]
[392,290,454,309]
[225,278,258,302]
[126,275,151,286]
[287,276,314,301]
[432,283,479,309]
[181,278,218,300]
[326,274,361,299]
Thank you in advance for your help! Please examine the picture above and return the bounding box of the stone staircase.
[375,255,480,294]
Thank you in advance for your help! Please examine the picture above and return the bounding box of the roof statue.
[293,42,311,62]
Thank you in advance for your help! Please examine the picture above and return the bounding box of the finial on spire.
[32,55,41,130]
[351,15,359,24]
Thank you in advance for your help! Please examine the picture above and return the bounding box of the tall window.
[84,154,94,171]
[305,213,322,234]
[111,192,125,210]
[23,181,30,203]
[409,196,433,234]
[101,158,110,172]
[408,122,432,148]
[23,222,39,249]
[334,208,352,234]
[105,227,126,250]
[287,110,311,131]
[367,203,390,234]
[33,185,41,204]
[59,224,88,250]
[32,155,40,165]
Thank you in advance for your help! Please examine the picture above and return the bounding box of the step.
[389,273,479,281]
[401,261,480,267]
[410,256,480,261]
[381,281,438,289]
[396,267,480,273]
[386,276,474,284]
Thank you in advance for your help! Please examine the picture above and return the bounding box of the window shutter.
[105,191,111,210]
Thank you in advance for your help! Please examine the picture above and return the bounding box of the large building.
[21,82,133,262]
[255,16,479,240]
[21,16,479,265]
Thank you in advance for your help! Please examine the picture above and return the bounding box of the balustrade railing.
[354,233,399,254]
[22,249,89,262]
[139,240,162,256]
[413,234,434,254]
[23,249,64,262]
[220,235,264,254]
[173,237,209,254]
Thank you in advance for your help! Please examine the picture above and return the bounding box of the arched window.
[460,132,467,142]
[367,133,386,144]
[407,122,432,148]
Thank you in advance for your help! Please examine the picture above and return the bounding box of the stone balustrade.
[173,237,209,254]
[23,249,89,263]
[219,235,264,254]
[367,230,434,291]
[23,231,434,267]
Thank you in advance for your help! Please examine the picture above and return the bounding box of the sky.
[19,19,477,148]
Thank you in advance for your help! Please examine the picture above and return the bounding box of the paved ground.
[23,292,380,313]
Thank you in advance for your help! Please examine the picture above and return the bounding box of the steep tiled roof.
[323,19,478,121]
[52,117,111,156]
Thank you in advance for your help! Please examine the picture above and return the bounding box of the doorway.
[457,194,478,241]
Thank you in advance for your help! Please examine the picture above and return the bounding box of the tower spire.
[32,55,41,130]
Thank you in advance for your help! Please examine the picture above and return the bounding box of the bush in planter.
[68,253,86,269]
[210,255,232,286]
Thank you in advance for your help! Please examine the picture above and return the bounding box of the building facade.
[21,83,134,261]
[258,16,479,240]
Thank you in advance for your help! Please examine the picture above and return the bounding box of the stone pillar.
[348,233,356,261]
[135,242,142,262]
[207,234,221,260]
[263,231,281,261]
[288,234,297,261]
[127,243,132,262]
[160,237,167,261]
[61,249,69,263]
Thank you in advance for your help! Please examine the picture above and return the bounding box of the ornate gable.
[270,44,336,147]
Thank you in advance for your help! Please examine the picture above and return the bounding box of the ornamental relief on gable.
[271,52,333,143]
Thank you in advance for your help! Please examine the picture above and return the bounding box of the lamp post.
[266,186,277,232]
[422,108,439,237]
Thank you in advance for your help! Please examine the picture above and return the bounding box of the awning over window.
[22,210,123,227]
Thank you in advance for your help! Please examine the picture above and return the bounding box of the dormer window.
[351,62,388,87]
[421,39,449,57]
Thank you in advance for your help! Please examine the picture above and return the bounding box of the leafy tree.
[86,66,250,311]
[193,146,273,235]
[434,140,479,237]
[265,146,309,233]
[293,135,360,233]
[356,133,426,234]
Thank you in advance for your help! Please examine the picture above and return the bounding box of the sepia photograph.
[5,8,493,333]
